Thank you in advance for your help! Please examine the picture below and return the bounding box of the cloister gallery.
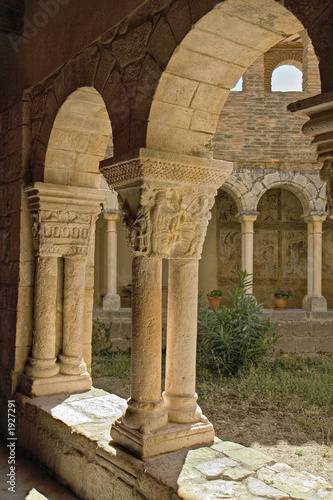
[2,0,333,498]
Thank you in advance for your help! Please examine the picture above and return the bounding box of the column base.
[163,392,204,424]
[302,295,327,312]
[58,354,88,375]
[110,418,215,459]
[25,357,59,378]
[20,372,92,397]
[103,293,121,311]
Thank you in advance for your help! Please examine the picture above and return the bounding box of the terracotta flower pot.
[274,297,287,310]
[208,296,222,310]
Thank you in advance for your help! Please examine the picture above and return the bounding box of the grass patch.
[92,351,333,445]
[92,350,131,378]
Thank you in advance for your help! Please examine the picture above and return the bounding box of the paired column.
[100,147,233,457]
[21,183,104,397]
[302,213,327,311]
[164,259,203,424]
[59,256,88,375]
[121,256,167,433]
[237,211,259,293]
[25,255,59,378]
[102,210,120,311]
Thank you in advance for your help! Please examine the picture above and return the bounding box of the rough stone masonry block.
[191,110,220,134]
[82,461,116,499]
[147,17,177,69]
[153,73,198,107]
[196,8,282,51]
[183,28,260,67]
[167,47,243,89]
[113,478,136,500]
[311,320,333,338]
[295,337,316,354]
[146,121,212,156]
[315,336,333,353]
[191,82,229,114]
[149,101,193,130]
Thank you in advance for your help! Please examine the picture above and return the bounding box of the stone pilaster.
[101,148,233,457]
[21,183,104,397]
[102,210,120,311]
[237,211,259,293]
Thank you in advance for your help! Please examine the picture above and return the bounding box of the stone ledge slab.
[13,388,333,500]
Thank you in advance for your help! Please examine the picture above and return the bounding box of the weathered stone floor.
[7,389,333,499]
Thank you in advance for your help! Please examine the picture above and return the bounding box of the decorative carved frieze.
[25,183,105,257]
[100,148,233,259]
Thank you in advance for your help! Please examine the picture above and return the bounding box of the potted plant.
[274,289,294,310]
[207,289,223,310]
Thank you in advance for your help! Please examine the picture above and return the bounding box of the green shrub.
[197,270,278,376]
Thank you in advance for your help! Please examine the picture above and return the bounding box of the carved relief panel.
[119,183,215,259]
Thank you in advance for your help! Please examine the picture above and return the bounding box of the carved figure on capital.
[119,184,215,259]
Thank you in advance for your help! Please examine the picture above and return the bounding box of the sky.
[231,65,303,92]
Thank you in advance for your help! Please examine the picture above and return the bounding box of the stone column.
[288,95,333,311]
[121,256,167,434]
[302,213,327,311]
[59,256,88,375]
[164,258,203,424]
[25,255,59,378]
[101,148,233,458]
[237,211,259,293]
[21,183,105,397]
[102,210,120,310]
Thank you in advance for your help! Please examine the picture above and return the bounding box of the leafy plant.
[274,288,294,299]
[207,289,223,298]
[197,270,278,376]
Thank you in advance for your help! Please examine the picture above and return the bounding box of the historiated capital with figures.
[25,183,105,257]
[100,148,233,259]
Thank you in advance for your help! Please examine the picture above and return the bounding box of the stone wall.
[92,309,333,356]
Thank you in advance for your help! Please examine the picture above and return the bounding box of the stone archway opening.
[254,187,307,308]
[21,86,114,397]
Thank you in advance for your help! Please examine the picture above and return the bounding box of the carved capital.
[25,183,105,257]
[100,149,233,258]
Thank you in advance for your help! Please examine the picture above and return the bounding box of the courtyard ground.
[92,353,333,483]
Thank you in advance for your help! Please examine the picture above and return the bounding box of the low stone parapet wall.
[92,308,333,355]
[266,309,333,354]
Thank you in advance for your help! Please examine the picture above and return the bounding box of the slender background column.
[102,210,120,310]
[237,212,259,293]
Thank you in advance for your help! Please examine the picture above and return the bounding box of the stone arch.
[146,0,303,156]
[256,173,325,215]
[221,177,247,213]
[45,87,112,189]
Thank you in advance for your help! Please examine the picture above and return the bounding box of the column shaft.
[59,256,87,375]
[313,220,323,296]
[103,212,120,310]
[238,213,258,294]
[25,256,59,378]
[121,256,167,432]
[307,221,314,296]
[164,258,202,423]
